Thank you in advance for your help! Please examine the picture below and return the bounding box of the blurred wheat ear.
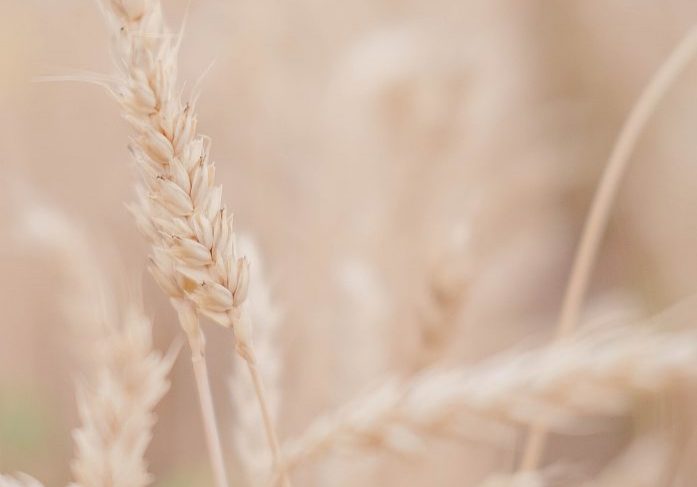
[278,311,697,481]
[518,23,697,472]
[17,204,179,487]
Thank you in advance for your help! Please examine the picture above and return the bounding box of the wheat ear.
[98,3,228,483]
[17,204,176,487]
[70,303,178,487]
[101,0,229,481]
[518,24,697,471]
[0,475,43,487]
[99,1,289,485]
[279,320,697,476]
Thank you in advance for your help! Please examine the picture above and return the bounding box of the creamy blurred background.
[2,1,697,485]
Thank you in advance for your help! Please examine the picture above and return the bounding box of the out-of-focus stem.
[230,308,292,487]
[245,354,292,487]
[518,24,697,472]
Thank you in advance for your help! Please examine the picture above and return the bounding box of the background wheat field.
[3,1,697,486]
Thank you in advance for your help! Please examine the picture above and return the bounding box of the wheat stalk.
[518,23,697,471]
[278,320,697,478]
[480,434,675,487]
[97,1,289,485]
[229,237,282,487]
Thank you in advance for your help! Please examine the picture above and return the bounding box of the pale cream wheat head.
[99,2,289,486]
[281,321,697,473]
[16,203,176,487]
[70,304,177,487]
[102,0,252,352]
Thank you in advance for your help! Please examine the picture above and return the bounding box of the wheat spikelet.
[0,475,43,487]
[280,320,697,473]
